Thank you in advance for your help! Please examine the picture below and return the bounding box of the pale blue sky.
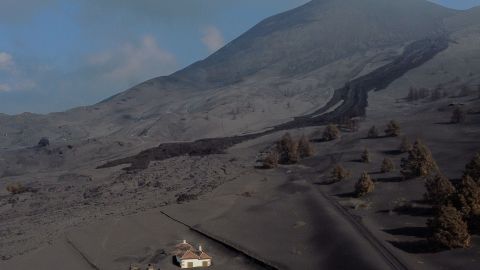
[0,0,479,114]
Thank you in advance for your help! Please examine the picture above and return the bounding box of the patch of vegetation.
[355,171,374,197]
[262,150,279,169]
[367,126,379,138]
[451,106,466,124]
[384,120,400,137]
[400,139,438,179]
[424,174,455,206]
[298,134,315,158]
[277,133,299,164]
[6,183,27,195]
[322,124,340,141]
[427,206,471,249]
[361,148,371,163]
[381,158,395,173]
[464,153,480,183]
[176,193,198,204]
[330,164,350,182]
[399,136,412,153]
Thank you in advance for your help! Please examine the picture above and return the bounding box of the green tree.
[322,124,340,141]
[330,164,350,182]
[464,153,480,183]
[400,139,438,178]
[427,206,471,249]
[381,158,395,173]
[385,120,400,137]
[355,171,375,197]
[361,148,371,163]
[424,174,455,206]
[367,126,379,138]
[298,135,314,158]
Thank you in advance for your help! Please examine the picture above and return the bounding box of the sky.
[1,0,479,115]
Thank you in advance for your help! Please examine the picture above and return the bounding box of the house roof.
[175,241,212,261]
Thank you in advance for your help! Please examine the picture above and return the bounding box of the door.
[203,261,209,267]
[187,262,193,268]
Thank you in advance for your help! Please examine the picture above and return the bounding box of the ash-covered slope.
[0,0,465,150]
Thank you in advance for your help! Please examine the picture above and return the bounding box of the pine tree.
[400,139,438,178]
[385,120,400,137]
[361,148,371,163]
[322,124,340,141]
[451,106,466,124]
[464,153,480,183]
[277,133,299,164]
[381,158,395,173]
[298,135,315,158]
[399,136,412,153]
[427,206,471,249]
[424,174,455,206]
[263,151,279,169]
[355,171,375,197]
[454,175,480,217]
[331,164,350,182]
[367,126,379,138]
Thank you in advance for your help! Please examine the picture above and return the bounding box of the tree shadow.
[388,240,444,254]
[335,192,356,198]
[375,176,404,183]
[314,180,338,186]
[434,121,454,125]
[349,159,366,163]
[384,226,430,238]
[393,204,434,217]
[382,150,403,155]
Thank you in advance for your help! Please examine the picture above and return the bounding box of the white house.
[174,240,212,268]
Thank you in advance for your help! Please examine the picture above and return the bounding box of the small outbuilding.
[174,240,212,268]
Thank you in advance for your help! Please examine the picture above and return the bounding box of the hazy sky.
[1,0,479,114]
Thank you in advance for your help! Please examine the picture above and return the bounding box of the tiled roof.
[175,241,212,261]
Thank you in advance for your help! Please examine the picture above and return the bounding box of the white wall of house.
[181,259,211,268]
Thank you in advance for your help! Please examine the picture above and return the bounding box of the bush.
[361,148,371,163]
[451,106,466,124]
[399,136,412,153]
[298,135,314,158]
[355,171,375,197]
[277,133,299,164]
[385,120,400,137]
[381,158,395,173]
[322,124,340,141]
[401,139,438,178]
[176,193,198,204]
[6,183,27,195]
[367,126,379,138]
[330,164,350,182]
[37,137,50,147]
[263,150,279,169]
[424,174,455,206]
[427,206,471,249]
[464,153,480,183]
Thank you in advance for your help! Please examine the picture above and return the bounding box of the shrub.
[277,133,299,164]
[427,206,470,249]
[263,150,279,169]
[330,164,350,182]
[385,120,400,137]
[176,193,198,204]
[6,183,27,195]
[367,126,379,138]
[399,136,412,153]
[464,153,480,183]
[424,174,455,206]
[322,124,340,141]
[37,137,50,147]
[451,106,466,124]
[400,139,438,178]
[381,158,395,173]
[298,135,314,158]
[355,171,375,197]
[361,148,371,163]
